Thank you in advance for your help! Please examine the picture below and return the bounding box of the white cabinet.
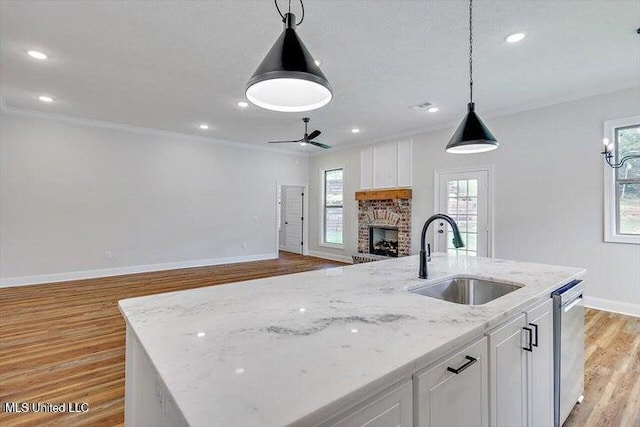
[326,380,412,427]
[360,141,412,189]
[488,299,555,427]
[124,326,188,427]
[526,299,554,427]
[360,147,373,189]
[373,144,397,188]
[488,314,528,427]
[396,140,412,187]
[414,337,488,427]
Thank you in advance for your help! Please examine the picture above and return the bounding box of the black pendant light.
[246,0,332,112]
[446,0,498,154]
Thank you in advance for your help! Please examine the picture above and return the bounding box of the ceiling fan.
[267,118,331,149]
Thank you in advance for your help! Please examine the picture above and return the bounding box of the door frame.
[433,165,495,258]
[276,181,309,256]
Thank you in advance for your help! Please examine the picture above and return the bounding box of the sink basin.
[410,277,521,305]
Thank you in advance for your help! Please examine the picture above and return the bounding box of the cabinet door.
[414,337,488,427]
[373,143,397,188]
[526,299,554,427]
[397,140,412,187]
[488,314,528,427]
[361,147,373,189]
[328,380,412,427]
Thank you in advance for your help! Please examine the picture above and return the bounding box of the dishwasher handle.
[563,296,583,313]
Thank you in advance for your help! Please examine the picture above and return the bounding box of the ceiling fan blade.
[309,141,332,149]
[307,130,321,140]
[267,139,303,144]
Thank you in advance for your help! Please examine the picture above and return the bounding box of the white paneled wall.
[361,141,413,189]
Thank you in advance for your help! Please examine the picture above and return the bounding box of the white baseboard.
[584,296,639,317]
[307,250,353,264]
[0,253,278,288]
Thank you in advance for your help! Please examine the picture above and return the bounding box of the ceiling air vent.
[409,101,433,112]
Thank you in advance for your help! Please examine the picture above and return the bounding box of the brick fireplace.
[356,189,412,258]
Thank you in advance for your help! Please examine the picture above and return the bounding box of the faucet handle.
[427,244,431,262]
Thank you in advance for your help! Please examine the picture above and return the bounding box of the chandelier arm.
[602,152,640,169]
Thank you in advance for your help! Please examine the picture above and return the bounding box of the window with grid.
[323,168,343,245]
[605,120,640,243]
[447,179,479,256]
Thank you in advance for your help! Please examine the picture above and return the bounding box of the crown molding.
[0,98,308,158]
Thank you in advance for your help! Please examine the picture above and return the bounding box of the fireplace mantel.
[355,188,412,201]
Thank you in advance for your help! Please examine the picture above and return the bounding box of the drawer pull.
[529,323,539,347]
[523,327,533,352]
[447,356,477,374]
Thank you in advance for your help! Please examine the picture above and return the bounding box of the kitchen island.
[119,254,585,427]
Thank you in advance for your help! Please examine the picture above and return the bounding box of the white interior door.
[283,186,304,254]
[436,169,491,257]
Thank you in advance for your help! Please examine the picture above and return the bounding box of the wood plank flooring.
[0,252,345,427]
[1,255,638,427]
[564,309,640,427]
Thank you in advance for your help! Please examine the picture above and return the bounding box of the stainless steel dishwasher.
[552,279,585,427]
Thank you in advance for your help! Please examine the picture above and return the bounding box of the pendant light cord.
[469,0,473,104]
[275,0,304,25]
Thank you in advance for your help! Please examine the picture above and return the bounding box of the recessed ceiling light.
[505,32,526,43]
[199,124,209,130]
[38,95,53,103]
[300,142,308,146]
[314,59,321,66]
[351,128,360,134]
[237,101,249,108]
[27,50,47,60]
[428,107,439,113]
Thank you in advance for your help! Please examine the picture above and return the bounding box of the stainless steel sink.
[410,277,521,305]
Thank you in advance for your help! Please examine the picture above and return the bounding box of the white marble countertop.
[119,254,585,427]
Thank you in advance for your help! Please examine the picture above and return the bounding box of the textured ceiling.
[1,0,638,151]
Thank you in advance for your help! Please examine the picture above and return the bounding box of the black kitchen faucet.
[419,214,465,279]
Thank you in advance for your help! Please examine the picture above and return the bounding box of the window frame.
[603,116,640,245]
[319,167,345,249]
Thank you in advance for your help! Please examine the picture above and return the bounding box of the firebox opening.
[369,226,399,258]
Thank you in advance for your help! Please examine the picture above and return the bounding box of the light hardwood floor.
[0,252,345,426]
[564,308,640,427]
[1,255,638,427]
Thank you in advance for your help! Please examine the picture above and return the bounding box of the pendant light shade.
[246,12,332,112]
[446,103,498,153]
[446,0,498,154]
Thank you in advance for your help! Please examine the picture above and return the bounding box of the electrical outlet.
[242,242,247,249]
[105,251,112,259]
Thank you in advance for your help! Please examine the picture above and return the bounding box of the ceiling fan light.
[446,103,499,154]
[246,12,332,112]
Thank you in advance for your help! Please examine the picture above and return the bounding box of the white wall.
[308,88,640,316]
[0,110,308,285]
